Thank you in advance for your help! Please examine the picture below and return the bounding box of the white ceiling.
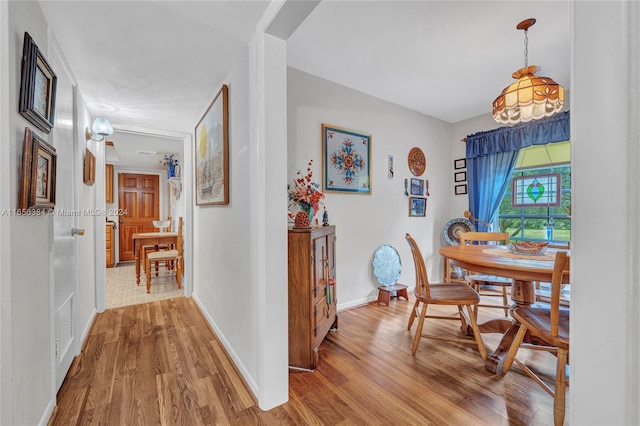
[39,0,570,166]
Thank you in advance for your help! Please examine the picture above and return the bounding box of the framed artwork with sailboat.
[195,84,229,205]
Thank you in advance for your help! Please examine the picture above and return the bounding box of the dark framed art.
[454,158,466,170]
[19,32,57,134]
[322,124,371,194]
[410,178,424,196]
[83,148,95,186]
[455,184,468,195]
[195,84,229,205]
[454,171,467,182]
[409,197,426,217]
[19,127,57,211]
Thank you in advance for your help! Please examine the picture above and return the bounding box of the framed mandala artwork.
[322,124,371,194]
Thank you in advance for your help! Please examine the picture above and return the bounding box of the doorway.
[117,173,160,262]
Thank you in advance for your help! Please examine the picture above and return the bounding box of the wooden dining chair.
[535,242,571,306]
[145,217,183,293]
[405,233,486,360]
[503,251,570,426]
[459,231,513,317]
[143,216,173,276]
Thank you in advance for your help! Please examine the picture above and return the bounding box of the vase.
[293,205,313,229]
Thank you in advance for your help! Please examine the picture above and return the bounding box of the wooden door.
[118,173,160,261]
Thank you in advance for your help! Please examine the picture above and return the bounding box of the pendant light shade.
[492,18,564,124]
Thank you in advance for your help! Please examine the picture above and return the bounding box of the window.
[497,142,571,244]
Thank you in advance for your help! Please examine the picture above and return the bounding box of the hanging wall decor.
[410,178,424,196]
[322,124,371,194]
[19,32,57,134]
[195,84,229,205]
[409,197,426,217]
[408,147,426,176]
[19,127,57,211]
[83,148,95,186]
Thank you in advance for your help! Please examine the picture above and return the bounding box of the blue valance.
[466,111,570,159]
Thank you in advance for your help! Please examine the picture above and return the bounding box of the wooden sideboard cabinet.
[288,225,338,370]
[106,222,115,268]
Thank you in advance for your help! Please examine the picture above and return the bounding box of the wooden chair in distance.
[503,251,570,426]
[145,217,183,293]
[405,233,486,360]
[143,216,173,276]
[459,231,513,317]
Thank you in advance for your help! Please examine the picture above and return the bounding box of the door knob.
[71,228,85,236]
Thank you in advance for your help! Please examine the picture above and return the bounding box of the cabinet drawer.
[313,295,335,349]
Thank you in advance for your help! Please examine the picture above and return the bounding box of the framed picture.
[83,148,95,186]
[19,32,57,134]
[454,171,467,182]
[410,178,424,196]
[19,127,57,211]
[195,84,229,205]
[455,184,468,195]
[454,158,466,170]
[511,173,561,207]
[409,197,426,217]
[388,155,394,179]
[322,124,371,194]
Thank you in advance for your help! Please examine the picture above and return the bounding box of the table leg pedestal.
[485,324,521,374]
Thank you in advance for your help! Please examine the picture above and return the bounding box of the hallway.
[106,262,184,309]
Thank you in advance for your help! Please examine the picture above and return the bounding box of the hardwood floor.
[50,296,566,425]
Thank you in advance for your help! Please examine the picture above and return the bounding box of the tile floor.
[106,262,184,308]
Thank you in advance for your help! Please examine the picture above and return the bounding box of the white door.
[50,43,79,391]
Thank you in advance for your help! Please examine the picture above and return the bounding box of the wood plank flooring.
[50,296,566,425]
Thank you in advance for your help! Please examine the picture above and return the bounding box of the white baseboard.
[39,398,56,426]
[191,292,259,398]
[80,308,97,350]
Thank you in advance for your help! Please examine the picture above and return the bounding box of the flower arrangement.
[160,154,179,178]
[288,159,324,220]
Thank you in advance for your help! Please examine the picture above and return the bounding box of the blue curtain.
[466,111,570,230]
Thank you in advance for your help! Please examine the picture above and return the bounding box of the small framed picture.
[83,148,95,186]
[454,171,467,182]
[410,178,424,196]
[19,127,57,211]
[454,158,466,169]
[19,32,57,134]
[455,184,468,195]
[409,197,426,217]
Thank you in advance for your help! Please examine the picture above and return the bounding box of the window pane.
[497,146,571,244]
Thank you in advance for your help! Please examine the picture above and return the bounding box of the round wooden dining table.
[439,244,570,374]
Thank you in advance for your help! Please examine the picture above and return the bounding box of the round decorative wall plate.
[408,147,426,176]
[443,218,476,245]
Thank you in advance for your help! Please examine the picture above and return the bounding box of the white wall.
[288,68,453,304]
[0,1,11,423]
[6,3,55,424]
[1,3,99,423]
[571,2,639,424]
[192,47,258,388]
[75,94,98,346]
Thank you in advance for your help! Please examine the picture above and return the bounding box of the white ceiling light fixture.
[86,117,114,141]
[492,18,564,125]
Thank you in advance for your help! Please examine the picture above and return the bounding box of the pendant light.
[492,18,564,124]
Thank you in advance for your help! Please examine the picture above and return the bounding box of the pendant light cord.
[523,28,529,68]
